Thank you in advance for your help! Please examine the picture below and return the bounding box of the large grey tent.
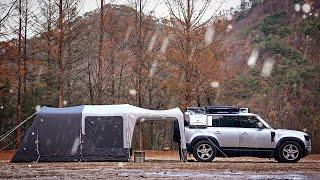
[11,104,186,162]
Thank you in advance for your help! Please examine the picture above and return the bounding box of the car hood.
[274,129,308,136]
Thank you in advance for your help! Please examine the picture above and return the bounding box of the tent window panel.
[85,116,123,148]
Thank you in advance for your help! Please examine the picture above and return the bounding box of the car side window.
[207,116,220,127]
[210,116,220,127]
[239,116,260,128]
[220,116,238,127]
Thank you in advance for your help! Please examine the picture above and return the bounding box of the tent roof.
[37,106,84,115]
[82,104,183,119]
[37,104,183,122]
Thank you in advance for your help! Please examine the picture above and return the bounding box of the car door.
[207,115,239,148]
[238,116,274,149]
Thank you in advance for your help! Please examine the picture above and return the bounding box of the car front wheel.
[276,141,302,163]
[192,140,216,162]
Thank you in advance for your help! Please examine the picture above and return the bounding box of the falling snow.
[148,29,159,52]
[129,89,137,96]
[160,36,170,54]
[204,23,215,46]
[227,15,233,21]
[63,100,68,106]
[315,13,318,17]
[261,58,275,78]
[302,4,311,14]
[226,24,233,32]
[247,48,259,69]
[35,105,41,112]
[0,106,3,109]
[140,118,146,123]
[124,26,133,42]
[294,4,301,12]
[303,14,307,19]
[149,62,157,77]
[210,81,220,88]
[70,137,80,156]
[9,89,13,93]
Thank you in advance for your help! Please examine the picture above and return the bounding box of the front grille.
[304,135,310,141]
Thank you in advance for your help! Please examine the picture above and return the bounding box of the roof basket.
[185,107,205,114]
[205,106,240,114]
[240,108,250,113]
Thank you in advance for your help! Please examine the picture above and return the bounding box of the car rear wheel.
[192,140,216,162]
[276,141,302,163]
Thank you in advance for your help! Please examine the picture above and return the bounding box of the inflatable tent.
[11,104,186,162]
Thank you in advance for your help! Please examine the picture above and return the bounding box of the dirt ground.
[1,150,320,179]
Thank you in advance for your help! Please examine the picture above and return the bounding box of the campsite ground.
[1,151,320,179]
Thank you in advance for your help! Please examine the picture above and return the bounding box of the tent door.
[82,116,128,161]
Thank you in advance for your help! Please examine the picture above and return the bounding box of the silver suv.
[184,106,311,163]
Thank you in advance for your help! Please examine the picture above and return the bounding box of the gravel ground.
[0,152,319,179]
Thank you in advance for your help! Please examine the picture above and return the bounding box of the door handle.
[241,132,248,135]
[214,131,221,134]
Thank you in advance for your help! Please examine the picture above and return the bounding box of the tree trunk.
[16,0,23,148]
[117,62,124,102]
[111,52,115,104]
[57,0,64,107]
[137,0,143,107]
[46,0,53,96]
[97,0,105,104]
[184,0,193,109]
[23,0,28,105]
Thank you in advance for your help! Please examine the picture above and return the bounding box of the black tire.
[275,141,302,163]
[192,140,216,162]
[274,152,281,162]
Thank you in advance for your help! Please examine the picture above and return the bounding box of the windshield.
[255,115,272,129]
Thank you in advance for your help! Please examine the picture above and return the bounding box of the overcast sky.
[80,0,242,18]
[0,0,241,41]
[1,0,241,19]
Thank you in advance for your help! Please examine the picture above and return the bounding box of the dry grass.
[0,150,15,161]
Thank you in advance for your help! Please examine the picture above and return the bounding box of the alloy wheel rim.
[197,144,213,160]
[282,144,299,161]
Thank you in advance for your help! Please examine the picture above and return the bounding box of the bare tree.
[166,0,222,108]
[97,0,105,104]
[57,0,64,107]
[23,0,28,104]
[15,0,23,148]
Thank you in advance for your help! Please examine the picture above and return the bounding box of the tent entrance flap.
[82,116,129,161]
[37,115,82,161]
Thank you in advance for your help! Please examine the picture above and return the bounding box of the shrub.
[265,40,303,61]
[300,16,320,38]
[260,11,291,37]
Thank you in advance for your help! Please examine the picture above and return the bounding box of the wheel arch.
[190,136,220,153]
[276,137,305,150]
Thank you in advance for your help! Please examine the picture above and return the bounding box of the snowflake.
[210,81,220,88]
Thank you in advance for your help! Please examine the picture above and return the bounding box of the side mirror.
[257,122,264,129]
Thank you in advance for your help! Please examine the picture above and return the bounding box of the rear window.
[208,116,238,127]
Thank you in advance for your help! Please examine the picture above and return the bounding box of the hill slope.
[218,0,320,152]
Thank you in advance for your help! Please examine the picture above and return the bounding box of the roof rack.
[205,106,240,114]
[185,106,250,114]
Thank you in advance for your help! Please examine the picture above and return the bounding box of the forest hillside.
[0,0,319,152]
